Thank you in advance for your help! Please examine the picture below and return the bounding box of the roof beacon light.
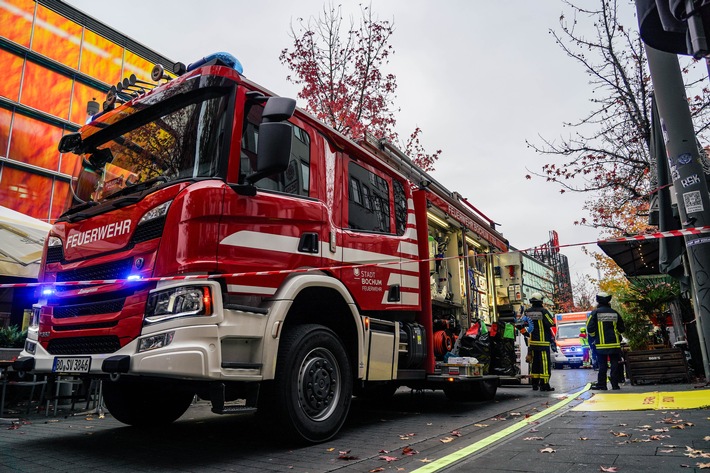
[186,52,243,75]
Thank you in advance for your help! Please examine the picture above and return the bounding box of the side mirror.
[58,133,83,153]
[262,97,296,122]
[245,122,292,184]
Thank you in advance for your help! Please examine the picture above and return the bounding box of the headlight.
[139,201,171,225]
[144,285,212,324]
[48,236,62,247]
[138,332,175,352]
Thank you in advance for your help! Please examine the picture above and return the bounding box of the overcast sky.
[63,0,625,287]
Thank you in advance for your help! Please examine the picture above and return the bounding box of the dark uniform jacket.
[586,304,625,354]
[524,303,555,350]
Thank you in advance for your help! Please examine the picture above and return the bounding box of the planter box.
[624,348,689,385]
[0,348,22,363]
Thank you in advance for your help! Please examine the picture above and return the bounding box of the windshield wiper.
[106,176,170,201]
[60,200,99,220]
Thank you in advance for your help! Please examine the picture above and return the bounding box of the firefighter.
[587,292,625,390]
[523,292,556,391]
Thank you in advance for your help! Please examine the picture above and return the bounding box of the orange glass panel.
[8,114,63,172]
[0,108,11,157]
[80,29,123,85]
[70,81,105,126]
[0,167,51,221]
[0,0,35,48]
[32,4,82,69]
[20,61,72,120]
[50,179,70,222]
[0,49,24,102]
[123,51,154,83]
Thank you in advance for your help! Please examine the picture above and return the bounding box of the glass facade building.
[0,0,174,223]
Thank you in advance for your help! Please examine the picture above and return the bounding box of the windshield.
[557,323,585,339]
[69,80,233,205]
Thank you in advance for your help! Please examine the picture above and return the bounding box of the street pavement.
[0,368,708,472]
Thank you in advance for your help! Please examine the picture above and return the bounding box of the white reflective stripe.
[401,261,419,273]
[221,231,301,253]
[395,274,419,289]
[398,240,419,257]
[227,284,276,295]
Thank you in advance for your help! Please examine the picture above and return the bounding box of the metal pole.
[644,45,710,379]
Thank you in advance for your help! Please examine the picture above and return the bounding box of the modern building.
[0,0,174,326]
[0,0,174,223]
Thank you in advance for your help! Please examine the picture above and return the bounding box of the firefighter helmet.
[596,292,612,305]
[530,292,543,303]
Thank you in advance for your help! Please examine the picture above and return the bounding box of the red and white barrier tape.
[2,225,709,289]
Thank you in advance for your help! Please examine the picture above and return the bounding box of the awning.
[0,206,52,279]
[597,239,660,277]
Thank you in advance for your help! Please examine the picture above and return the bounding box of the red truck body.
[16,53,511,442]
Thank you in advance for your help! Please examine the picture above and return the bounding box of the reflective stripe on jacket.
[524,305,555,348]
[587,305,625,350]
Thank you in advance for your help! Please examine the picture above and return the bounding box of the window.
[240,103,311,197]
[393,179,407,236]
[347,162,392,233]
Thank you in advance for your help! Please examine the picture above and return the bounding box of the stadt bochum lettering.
[65,219,132,249]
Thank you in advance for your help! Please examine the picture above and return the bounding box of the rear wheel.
[444,379,498,402]
[271,324,353,443]
[103,379,194,426]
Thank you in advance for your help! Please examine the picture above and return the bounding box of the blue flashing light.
[186,52,243,75]
[42,288,55,296]
[127,274,142,281]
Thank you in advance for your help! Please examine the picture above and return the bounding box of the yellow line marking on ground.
[410,383,591,473]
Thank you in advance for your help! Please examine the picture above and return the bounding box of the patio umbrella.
[0,206,52,279]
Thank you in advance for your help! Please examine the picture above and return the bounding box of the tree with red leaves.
[280,2,441,171]
[526,0,709,236]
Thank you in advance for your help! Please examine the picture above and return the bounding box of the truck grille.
[53,298,125,318]
[56,258,133,283]
[46,245,64,264]
[130,216,165,244]
[47,336,121,355]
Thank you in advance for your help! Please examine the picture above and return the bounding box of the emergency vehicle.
[553,312,590,369]
[14,52,513,443]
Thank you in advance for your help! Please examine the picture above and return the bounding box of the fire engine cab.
[15,52,513,443]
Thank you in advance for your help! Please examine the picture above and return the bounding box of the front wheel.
[271,324,353,443]
[103,379,194,426]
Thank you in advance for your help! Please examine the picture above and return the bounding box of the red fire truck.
[15,52,512,443]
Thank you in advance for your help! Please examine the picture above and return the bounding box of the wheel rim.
[297,347,341,421]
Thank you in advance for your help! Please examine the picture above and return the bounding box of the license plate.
[52,357,91,373]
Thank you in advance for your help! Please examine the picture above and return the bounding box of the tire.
[470,379,498,401]
[103,379,194,426]
[270,324,353,443]
[444,380,497,402]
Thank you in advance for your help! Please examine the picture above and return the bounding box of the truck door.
[338,155,420,312]
[218,110,325,298]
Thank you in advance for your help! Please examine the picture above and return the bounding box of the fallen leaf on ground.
[638,425,651,429]
[402,447,418,456]
[338,450,358,460]
[659,449,675,453]
[379,449,389,454]
[474,424,488,428]
[600,467,618,472]
[580,437,589,441]
[529,427,539,432]
[698,462,710,469]
[540,447,555,453]
[419,458,432,463]
[369,468,385,473]
[673,425,687,430]
[379,455,399,462]
[523,436,544,441]
[705,436,710,441]
[427,423,432,426]
[326,448,335,452]
[451,430,461,437]
[510,412,521,416]
[611,431,630,437]
[440,437,454,443]
[618,423,627,426]
[654,428,669,432]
